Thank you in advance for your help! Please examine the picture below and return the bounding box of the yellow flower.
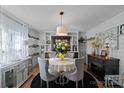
[56,53,65,59]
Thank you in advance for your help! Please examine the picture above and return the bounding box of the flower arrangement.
[88,33,105,55]
[88,37,101,48]
[55,39,70,59]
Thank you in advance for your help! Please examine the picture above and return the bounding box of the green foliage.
[88,33,105,49]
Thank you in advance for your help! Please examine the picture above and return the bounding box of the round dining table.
[48,58,76,85]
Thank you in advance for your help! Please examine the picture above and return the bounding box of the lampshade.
[56,26,67,36]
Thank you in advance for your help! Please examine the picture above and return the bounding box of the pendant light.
[56,11,67,36]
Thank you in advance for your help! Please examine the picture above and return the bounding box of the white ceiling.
[1,5,124,32]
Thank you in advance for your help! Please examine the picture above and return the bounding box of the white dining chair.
[38,57,59,88]
[64,57,84,88]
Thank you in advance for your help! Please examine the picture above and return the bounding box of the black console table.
[88,54,120,80]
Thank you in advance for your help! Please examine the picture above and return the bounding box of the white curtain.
[0,12,2,65]
[0,11,28,66]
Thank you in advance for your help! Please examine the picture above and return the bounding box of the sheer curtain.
[0,13,2,65]
[0,11,28,66]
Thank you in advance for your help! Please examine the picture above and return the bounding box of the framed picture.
[120,24,124,35]
[101,50,107,57]
[104,26,119,50]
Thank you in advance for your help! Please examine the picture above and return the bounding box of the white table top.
[49,58,75,64]
[49,58,76,72]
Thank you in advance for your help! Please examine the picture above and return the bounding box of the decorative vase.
[92,48,96,56]
[96,48,100,55]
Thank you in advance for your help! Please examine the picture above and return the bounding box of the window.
[0,12,28,66]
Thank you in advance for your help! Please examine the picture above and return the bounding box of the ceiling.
[1,5,124,33]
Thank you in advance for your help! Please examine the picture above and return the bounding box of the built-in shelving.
[44,32,55,52]
[28,32,40,67]
[43,31,79,52]
[28,34,40,57]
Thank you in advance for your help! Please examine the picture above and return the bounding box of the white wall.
[86,10,124,75]
[0,68,1,87]
[118,35,124,75]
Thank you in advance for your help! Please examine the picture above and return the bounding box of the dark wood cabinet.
[88,54,120,80]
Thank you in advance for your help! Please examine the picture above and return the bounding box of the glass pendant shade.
[56,25,67,36]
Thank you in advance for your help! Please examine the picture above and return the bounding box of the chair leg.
[105,78,108,88]
[76,81,78,88]
[40,79,42,87]
[82,80,83,88]
[46,81,49,88]
[111,81,114,88]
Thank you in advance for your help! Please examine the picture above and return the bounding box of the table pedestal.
[55,71,69,86]
[49,58,76,86]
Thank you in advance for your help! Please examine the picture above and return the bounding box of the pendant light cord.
[60,11,64,26]
[61,14,62,26]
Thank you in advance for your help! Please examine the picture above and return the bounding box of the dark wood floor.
[20,64,104,88]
